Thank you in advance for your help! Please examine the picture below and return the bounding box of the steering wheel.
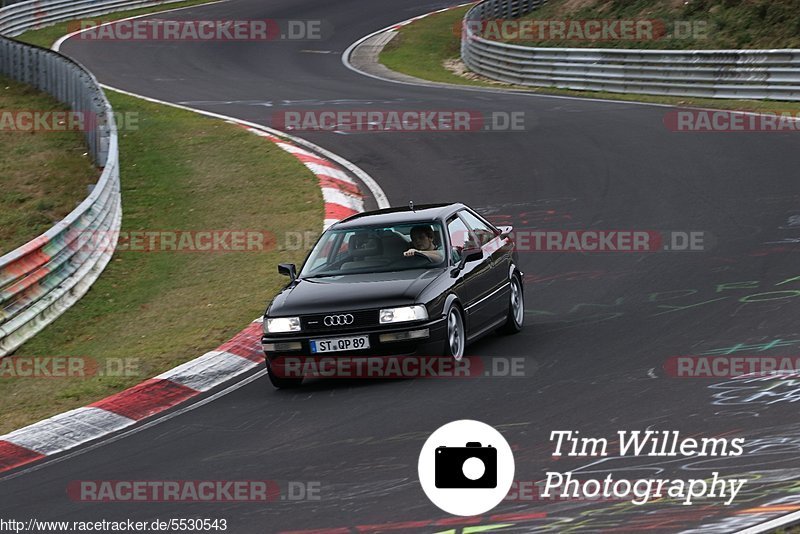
[414,251,435,263]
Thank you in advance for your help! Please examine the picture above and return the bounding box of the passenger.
[403,225,443,262]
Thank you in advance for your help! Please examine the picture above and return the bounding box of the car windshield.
[300,222,447,277]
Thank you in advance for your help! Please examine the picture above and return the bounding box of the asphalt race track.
[4,0,800,532]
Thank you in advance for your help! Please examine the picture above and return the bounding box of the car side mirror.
[278,263,297,282]
[451,247,483,276]
[462,247,483,265]
[498,225,513,239]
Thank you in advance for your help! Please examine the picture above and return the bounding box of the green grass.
[0,91,321,434]
[379,5,800,115]
[381,7,488,87]
[0,76,99,254]
[15,0,218,48]
[510,0,800,49]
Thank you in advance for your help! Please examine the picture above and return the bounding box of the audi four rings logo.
[324,314,354,326]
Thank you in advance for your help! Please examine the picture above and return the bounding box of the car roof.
[331,203,466,230]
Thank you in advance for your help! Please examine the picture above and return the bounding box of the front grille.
[301,310,379,333]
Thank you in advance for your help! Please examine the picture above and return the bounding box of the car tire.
[266,360,303,389]
[499,274,524,335]
[443,304,466,361]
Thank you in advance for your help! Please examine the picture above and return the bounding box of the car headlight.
[379,305,428,324]
[265,317,301,333]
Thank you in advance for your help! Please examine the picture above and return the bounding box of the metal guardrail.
[0,39,121,356]
[0,0,210,356]
[0,0,187,36]
[0,0,180,354]
[461,0,800,101]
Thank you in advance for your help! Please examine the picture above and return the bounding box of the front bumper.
[261,316,447,364]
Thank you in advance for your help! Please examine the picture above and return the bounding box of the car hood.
[268,269,442,316]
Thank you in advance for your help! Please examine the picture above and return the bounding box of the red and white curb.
[0,123,374,475]
[242,128,364,228]
[0,319,264,472]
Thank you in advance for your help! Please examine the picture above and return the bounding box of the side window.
[459,210,497,247]
[447,216,473,265]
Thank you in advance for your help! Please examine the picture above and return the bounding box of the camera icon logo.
[435,442,497,489]
[418,420,515,516]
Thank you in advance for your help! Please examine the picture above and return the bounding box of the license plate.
[310,335,370,353]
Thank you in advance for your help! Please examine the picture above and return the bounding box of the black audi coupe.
[261,203,524,388]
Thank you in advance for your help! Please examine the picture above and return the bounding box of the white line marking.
[54,13,389,210]
[340,2,797,117]
[735,510,800,534]
[52,0,228,52]
[100,84,389,209]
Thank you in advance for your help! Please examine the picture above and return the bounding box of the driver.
[403,225,443,262]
